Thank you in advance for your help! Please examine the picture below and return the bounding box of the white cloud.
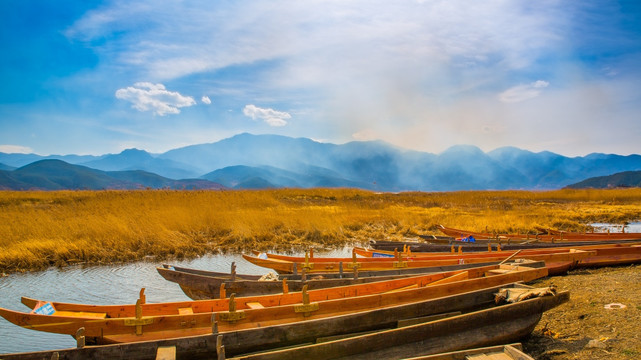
[0,145,34,154]
[243,104,290,127]
[115,82,196,116]
[498,80,550,103]
[201,96,211,105]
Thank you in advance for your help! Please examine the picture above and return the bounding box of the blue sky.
[1,1,640,156]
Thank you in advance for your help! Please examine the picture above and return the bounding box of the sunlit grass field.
[2,188,641,273]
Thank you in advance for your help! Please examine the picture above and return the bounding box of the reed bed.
[1,188,641,273]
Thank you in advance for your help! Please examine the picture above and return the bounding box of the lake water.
[1,222,640,355]
[590,222,641,234]
[0,247,353,354]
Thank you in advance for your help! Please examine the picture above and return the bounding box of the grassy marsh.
[1,188,641,273]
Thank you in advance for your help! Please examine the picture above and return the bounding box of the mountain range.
[0,160,224,191]
[2,133,641,191]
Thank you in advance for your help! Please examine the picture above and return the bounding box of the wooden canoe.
[538,226,641,238]
[394,343,532,360]
[0,263,547,345]
[225,286,569,359]
[356,245,641,272]
[355,243,641,258]
[267,246,606,262]
[575,244,641,268]
[370,238,641,252]
[242,249,594,274]
[163,264,263,280]
[158,260,544,300]
[438,224,641,242]
[0,284,564,360]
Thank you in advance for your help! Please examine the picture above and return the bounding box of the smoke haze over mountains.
[2,134,640,191]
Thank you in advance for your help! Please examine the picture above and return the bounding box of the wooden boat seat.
[53,311,107,319]
[156,345,176,360]
[245,302,265,309]
[177,307,193,315]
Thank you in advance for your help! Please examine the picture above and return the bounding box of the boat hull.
[158,260,540,300]
[228,289,569,360]
[371,239,641,252]
[438,224,641,242]
[0,284,566,360]
[0,264,548,344]
[242,250,594,274]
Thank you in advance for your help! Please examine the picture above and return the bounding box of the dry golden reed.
[1,188,641,273]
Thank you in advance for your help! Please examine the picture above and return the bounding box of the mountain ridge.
[564,170,641,189]
[0,159,225,190]
[2,133,641,191]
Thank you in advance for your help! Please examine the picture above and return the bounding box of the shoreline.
[525,264,641,359]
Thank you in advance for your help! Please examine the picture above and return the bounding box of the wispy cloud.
[0,145,34,154]
[243,105,290,127]
[201,96,211,105]
[498,80,550,103]
[115,82,196,116]
[5,1,637,157]
[66,1,569,83]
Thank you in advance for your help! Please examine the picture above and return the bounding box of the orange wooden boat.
[243,249,594,275]
[575,244,641,268]
[0,263,547,345]
[158,260,524,300]
[356,244,641,271]
[264,246,607,261]
[539,226,641,239]
[0,283,564,360]
[370,238,641,253]
[438,224,641,242]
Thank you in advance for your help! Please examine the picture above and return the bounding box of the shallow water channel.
[0,248,353,354]
[1,222,639,355]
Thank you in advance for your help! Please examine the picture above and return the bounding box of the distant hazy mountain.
[0,160,224,190]
[564,171,641,189]
[202,165,368,189]
[0,162,15,171]
[159,133,333,173]
[0,153,103,167]
[2,133,641,191]
[81,148,201,179]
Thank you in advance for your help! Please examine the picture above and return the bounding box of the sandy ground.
[523,264,641,360]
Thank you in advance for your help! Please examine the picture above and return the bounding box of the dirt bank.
[523,264,641,359]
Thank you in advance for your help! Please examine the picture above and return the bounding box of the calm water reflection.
[0,248,353,354]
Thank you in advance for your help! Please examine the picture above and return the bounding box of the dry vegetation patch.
[1,188,641,273]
